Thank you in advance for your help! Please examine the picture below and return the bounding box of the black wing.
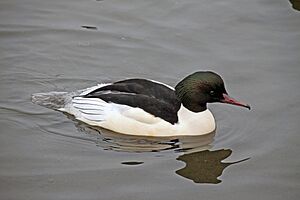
[83,79,181,124]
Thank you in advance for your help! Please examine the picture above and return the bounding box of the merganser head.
[175,71,250,112]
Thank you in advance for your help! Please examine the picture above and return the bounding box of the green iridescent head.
[175,71,250,112]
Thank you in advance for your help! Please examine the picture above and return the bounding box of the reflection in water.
[64,115,249,184]
[289,0,300,11]
[81,25,98,30]
[121,161,144,166]
[176,149,249,184]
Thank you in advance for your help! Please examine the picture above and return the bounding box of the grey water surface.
[0,0,299,200]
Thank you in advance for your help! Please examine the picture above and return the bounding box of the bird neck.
[175,82,207,113]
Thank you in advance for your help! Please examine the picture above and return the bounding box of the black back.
[83,79,181,124]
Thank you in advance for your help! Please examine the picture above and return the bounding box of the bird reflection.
[66,114,249,184]
[176,149,249,184]
[289,0,300,11]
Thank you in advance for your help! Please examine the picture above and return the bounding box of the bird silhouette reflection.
[63,115,249,184]
[176,149,249,184]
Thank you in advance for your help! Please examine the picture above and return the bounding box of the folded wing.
[82,79,181,124]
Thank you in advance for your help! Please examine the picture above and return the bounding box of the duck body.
[59,79,216,137]
[33,71,250,137]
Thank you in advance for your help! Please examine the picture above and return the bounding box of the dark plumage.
[175,71,227,112]
[84,79,181,124]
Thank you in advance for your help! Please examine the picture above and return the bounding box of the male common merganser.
[33,71,250,137]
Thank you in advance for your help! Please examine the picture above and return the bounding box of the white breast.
[176,105,216,136]
[98,104,216,137]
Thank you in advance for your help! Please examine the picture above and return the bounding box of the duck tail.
[31,91,75,110]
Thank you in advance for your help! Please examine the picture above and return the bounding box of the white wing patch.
[72,97,111,122]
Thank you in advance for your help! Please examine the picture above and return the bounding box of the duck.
[55,71,250,137]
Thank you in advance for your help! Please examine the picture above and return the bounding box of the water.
[0,0,299,199]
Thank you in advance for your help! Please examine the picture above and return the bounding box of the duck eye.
[209,90,215,96]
